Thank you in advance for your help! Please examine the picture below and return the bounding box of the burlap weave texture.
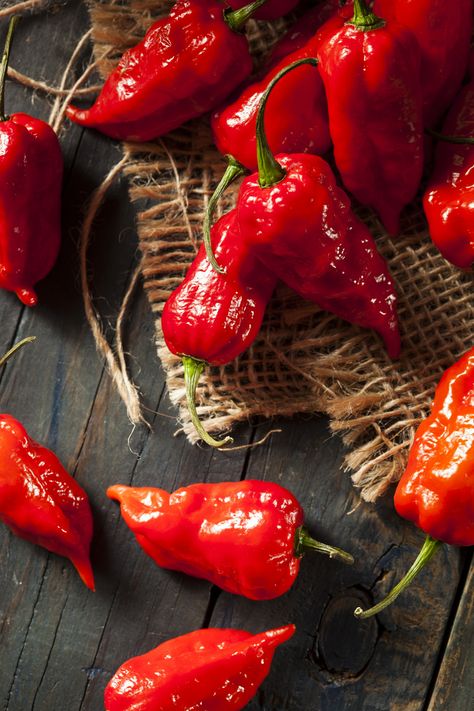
[89,0,473,501]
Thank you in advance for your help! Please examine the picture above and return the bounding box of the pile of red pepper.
[0,0,473,708]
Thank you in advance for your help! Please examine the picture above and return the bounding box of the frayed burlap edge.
[87,0,474,501]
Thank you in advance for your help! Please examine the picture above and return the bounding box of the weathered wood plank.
[206,416,463,711]
[426,555,474,711]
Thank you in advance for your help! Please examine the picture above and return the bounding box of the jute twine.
[6,1,473,501]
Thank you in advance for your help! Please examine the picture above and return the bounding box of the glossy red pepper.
[0,339,94,590]
[225,0,298,21]
[423,70,474,269]
[107,480,353,599]
[355,346,474,619]
[374,0,473,126]
[104,625,295,711]
[211,0,349,170]
[66,0,269,142]
[210,59,400,357]
[0,18,63,306]
[317,0,424,235]
[162,207,277,446]
[266,0,343,66]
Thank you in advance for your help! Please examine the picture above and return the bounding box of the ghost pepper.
[317,0,424,234]
[0,412,95,590]
[210,59,400,357]
[0,17,63,306]
[355,346,474,619]
[161,208,277,446]
[66,0,270,142]
[107,480,353,600]
[374,0,473,126]
[104,625,295,711]
[423,67,474,269]
[211,0,348,170]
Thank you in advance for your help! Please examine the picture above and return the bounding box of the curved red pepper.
[0,18,63,306]
[211,0,348,169]
[317,0,424,235]
[66,0,268,142]
[217,59,400,358]
[104,625,295,711]
[107,480,353,600]
[374,0,473,126]
[0,413,94,589]
[355,346,474,619]
[423,73,474,269]
[162,208,277,445]
[225,0,298,21]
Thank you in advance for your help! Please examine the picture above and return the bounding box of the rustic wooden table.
[0,3,472,710]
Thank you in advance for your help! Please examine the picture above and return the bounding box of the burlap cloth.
[87,0,473,501]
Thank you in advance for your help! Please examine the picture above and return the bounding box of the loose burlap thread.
[87,1,472,501]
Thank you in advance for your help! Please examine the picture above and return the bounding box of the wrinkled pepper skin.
[108,480,303,599]
[0,114,63,307]
[66,0,258,142]
[374,0,473,125]
[394,347,474,547]
[211,0,348,169]
[317,5,424,235]
[162,210,276,365]
[0,415,94,589]
[237,153,401,358]
[225,0,298,21]
[104,625,295,711]
[423,76,474,269]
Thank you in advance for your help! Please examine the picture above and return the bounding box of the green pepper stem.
[182,356,233,448]
[0,16,19,122]
[225,0,267,32]
[426,127,474,145]
[256,57,318,188]
[0,336,35,368]
[349,0,385,31]
[354,535,441,619]
[295,526,354,565]
[204,155,246,274]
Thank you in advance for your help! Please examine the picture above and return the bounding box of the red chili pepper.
[355,346,474,619]
[225,0,298,21]
[0,18,63,307]
[0,339,94,590]
[317,0,424,235]
[105,625,295,711]
[161,207,277,446]
[66,0,269,142]
[209,59,400,357]
[374,0,473,126]
[211,0,348,170]
[107,480,353,600]
[423,72,474,269]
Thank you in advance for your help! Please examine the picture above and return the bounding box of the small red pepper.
[211,0,348,170]
[66,0,269,142]
[104,624,295,711]
[107,480,353,600]
[317,0,424,235]
[224,0,298,21]
[210,59,400,357]
[0,18,63,306]
[423,68,474,269]
[161,207,277,446]
[374,0,473,126]
[355,346,474,619]
[0,337,94,590]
